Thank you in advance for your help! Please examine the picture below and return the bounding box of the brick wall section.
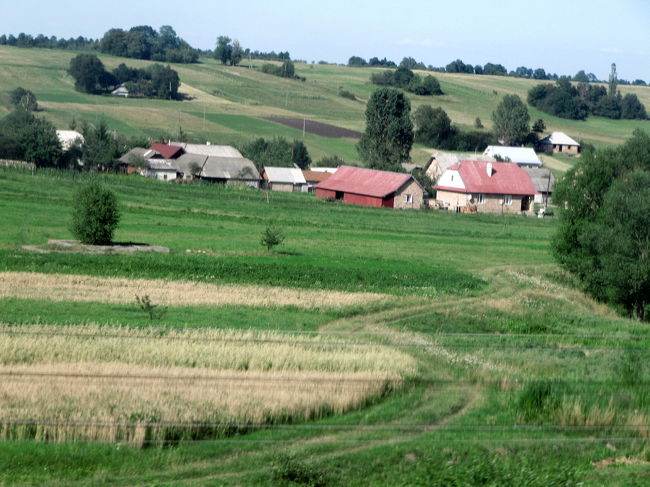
[394,180,424,210]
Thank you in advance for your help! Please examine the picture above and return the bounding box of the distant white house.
[111,86,129,97]
[142,159,177,182]
[538,132,580,154]
[56,130,84,151]
[483,146,542,167]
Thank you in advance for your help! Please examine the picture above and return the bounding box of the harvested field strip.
[0,271,387,309]
[0,363,400,447]
[0,324,418,374]
[264,117,362,138]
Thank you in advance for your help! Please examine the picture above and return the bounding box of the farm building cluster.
[108,132,574,213]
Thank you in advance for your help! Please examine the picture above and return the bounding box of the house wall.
[228,179,260,189]
[269,182,295,192]
[542,142,580,154]
[144,169,177,182]
[436,169,464,190]
[343,193,385,207]
[316,188,337,200]
[436,190,470,209]
[394,180,424,209]
[436,190,532,213]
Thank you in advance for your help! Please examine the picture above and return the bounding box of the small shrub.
[517,380,564,421]
[338,88,356,101]
[71,181,120,245]
[261,225,285,251]
[271,454,329,487]
[135,295,167,322]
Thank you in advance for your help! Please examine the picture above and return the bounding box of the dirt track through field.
[264,117,362,138]
[0,271,387,309]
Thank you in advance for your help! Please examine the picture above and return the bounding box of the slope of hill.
[0,46,649,165]
[0,167,649,485]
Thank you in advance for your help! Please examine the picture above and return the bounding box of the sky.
[2,0,649,81]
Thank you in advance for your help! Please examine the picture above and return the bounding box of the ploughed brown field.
[264,117,362,138]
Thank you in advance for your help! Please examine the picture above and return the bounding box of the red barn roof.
[150,144,184,159]
[435,161,536,196]
[315,166,416,198]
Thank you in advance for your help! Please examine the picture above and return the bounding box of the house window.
[405,194,413,204]
[477,194,485,204]
[504,194,512,205]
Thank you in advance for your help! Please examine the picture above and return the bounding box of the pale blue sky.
[2,0,649,80]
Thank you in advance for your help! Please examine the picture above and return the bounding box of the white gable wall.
[436,169,465,190]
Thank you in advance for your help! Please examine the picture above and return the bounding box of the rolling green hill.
[1,46,649,166]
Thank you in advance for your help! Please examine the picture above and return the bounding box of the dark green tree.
[68,54,115,93]
[291,140,311,169]
[620,94,648,120]
[71,181,120,245]
[10,87,38,111]
[215,36,232,65]
[553,130,650,320]
[414,105,454,147]
[358,88,413,170]
[230,39,244,66]
[532,118,546,134]
[492,94,530,145]
[0,109,62,167]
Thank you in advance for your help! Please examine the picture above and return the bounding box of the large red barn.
[315,166,424,209]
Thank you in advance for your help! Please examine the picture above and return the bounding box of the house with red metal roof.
[434,161,536,213]
[315,166,424,209]
[149,143,184,160]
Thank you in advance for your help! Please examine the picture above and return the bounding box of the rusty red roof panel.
[315,166,413,198]
[150,144,184,159]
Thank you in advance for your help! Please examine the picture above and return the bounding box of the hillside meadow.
[0,166,649,485]
[1,46,649,166]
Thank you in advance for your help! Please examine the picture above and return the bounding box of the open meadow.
[0,166,649,485]
[1,46,649,166]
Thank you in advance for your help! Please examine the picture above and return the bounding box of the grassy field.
[1,46,649,165]
[0,166,649,485]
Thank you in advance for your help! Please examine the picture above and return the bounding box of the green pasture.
[0,163,649,485]
[1,46,649,165]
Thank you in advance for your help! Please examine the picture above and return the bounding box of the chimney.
[487,162,493,177]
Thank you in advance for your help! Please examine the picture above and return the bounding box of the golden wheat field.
[0,324,416,446]
[0,271,388,309]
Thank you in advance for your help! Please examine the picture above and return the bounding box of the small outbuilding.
[56,130,84,151]
[315,166,424,209]
[483,146,542,167]
[111,86,129,97]
[262,167,308,192]
[201,156,261,188]
[538,132,580,154]
[523,167,555,206]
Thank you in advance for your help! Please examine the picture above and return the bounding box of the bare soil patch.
[22,239,169,255]
[264,117,361,138]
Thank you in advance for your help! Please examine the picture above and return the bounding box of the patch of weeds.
[271,453,330,487]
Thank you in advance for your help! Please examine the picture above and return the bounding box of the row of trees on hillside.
[528,69,647,121]
[370,67,442,96]
[0,33,97,50]
[347,55,648,86]
[68,54,180,99]
[99,25,199,63]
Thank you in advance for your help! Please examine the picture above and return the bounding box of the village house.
[483,146,542,167]
[111,85,129,98]
[424,152,496,181]
[523,167,555,206]
[200,156,261,188]
[538,132,580,154]
[315,166,424,209]
[434,160,536,213]
[262,166,308,192]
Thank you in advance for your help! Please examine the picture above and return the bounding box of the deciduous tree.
[358,88,413,170]
[492,94,530,145]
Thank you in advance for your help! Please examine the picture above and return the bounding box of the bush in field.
[71,181,120,245]
[261,225,285,252]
